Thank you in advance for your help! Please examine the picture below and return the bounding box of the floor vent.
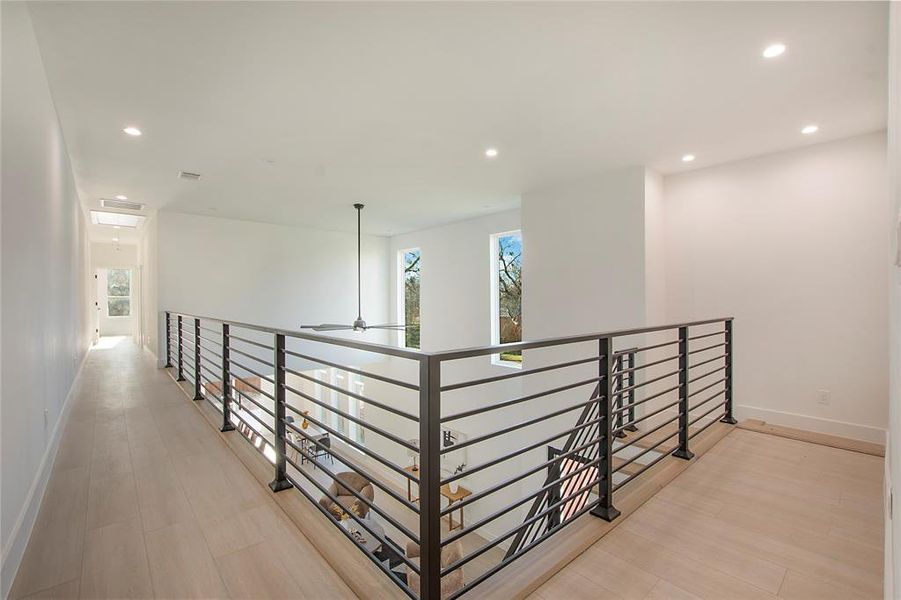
[178,170,202,180]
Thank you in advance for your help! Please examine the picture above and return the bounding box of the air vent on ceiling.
[101,198,144,211]
[178,170,202,180]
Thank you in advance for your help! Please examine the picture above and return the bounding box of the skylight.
[90,210,146,228]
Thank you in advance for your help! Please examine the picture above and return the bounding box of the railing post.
[176,315,185,381]
[625,351,638,432]
[220,323,235,432]
[269,333,292,492]
[613,354,626,439]
[720,320,738,424]
[164,312,172,367]
[591,336,620,521]
[419,355,442,600]
[193,318,203,401]
[672,326,694,460]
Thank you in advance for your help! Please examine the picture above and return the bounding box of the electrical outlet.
[818,390,831,405]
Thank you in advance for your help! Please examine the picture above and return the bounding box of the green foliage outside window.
[107,269,131,317]
[403,250,421,348]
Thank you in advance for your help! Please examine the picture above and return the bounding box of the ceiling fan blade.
[365,324,407,330]
[300,324,354,331]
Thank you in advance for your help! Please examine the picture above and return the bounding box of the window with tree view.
[107,269,131,317]
[494,232,522,364]
[402,249,421,349]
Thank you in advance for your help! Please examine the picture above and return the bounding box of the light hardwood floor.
[10,337,356,600]
[530,428,884,600]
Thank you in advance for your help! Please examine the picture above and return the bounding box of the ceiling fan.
[300,204,406,333]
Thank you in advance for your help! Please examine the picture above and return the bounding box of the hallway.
[9,338,355,599]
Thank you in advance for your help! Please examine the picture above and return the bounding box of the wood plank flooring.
[9,337,355,600]
[530,428,884,600]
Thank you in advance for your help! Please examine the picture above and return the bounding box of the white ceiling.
[29,1,888,237]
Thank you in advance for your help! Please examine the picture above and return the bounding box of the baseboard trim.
[738,419,885,457]
[736,404,886,445]
[1,348,89,599]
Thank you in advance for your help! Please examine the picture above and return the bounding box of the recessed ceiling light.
[762,43,786,58]
[115,194,128,200]
[682,154,696,162]
[801,124,819,135]
[112,237,119,242]
[123,126,142,136]
[485,148,498,158]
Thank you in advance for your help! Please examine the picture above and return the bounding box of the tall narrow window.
[491,232,522,366]
[107,269,131,317]
[400,248,421,349]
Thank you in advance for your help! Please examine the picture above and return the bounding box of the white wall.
[0,3,91,595]
[139,214,159,357]
[886,3,900,597]
[664,132,889,443]
[156,211,391,362]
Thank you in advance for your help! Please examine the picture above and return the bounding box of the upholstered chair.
[318,471,375,519]
[405,540,464,598]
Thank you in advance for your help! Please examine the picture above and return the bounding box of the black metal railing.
[163,312,735,599]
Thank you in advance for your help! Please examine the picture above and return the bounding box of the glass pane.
[497,233,522,361]
[107,269,131,297]
[108,297,130,317]
[403,249,421,349]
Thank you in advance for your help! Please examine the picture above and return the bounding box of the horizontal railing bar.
[429,317,732,362]
[689,353,727,370]
[282,419,419,512]
[688,330,726,342]
[442,394,602,454]
[613,429,679,473]
[228,405,275,435]
[282,348,419,391]
[442,456,601,546]
[688,342,727,355]
[689,408,728,440]
[178,339,195,350]
[687,377,727,399]
[613,413,681,453]
[689,399,729,428]
[197,334,222,346]
[689,388,727,415]
[688,365,727,385]
[615,368,680,397]
[199,362,222,383]
[286,468,419,600]
[227,372,275,401]
[283,383,417,451]
[232,402,276,433]
[613,443,675,491]
[198,373,224,402]
[441,429,601,514]
[233,387,276,418]
[441,355,604,392]
[199,345,223,361]
[611,384,681,416]
[229,345,275,369]
[283,438,420,544]
[199,354,221,373]
[226,358,275,386]
[198,324,221,334]
[613,339,678,358]
[446,492,601,600]
[616,353,681,376]
[226,333,274,351]
[282,366,418,422]
[612,399,680,434]
[441,475,601,577]
[169,310,730,364]
[442,376,603,423]
[282,404,417,483]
